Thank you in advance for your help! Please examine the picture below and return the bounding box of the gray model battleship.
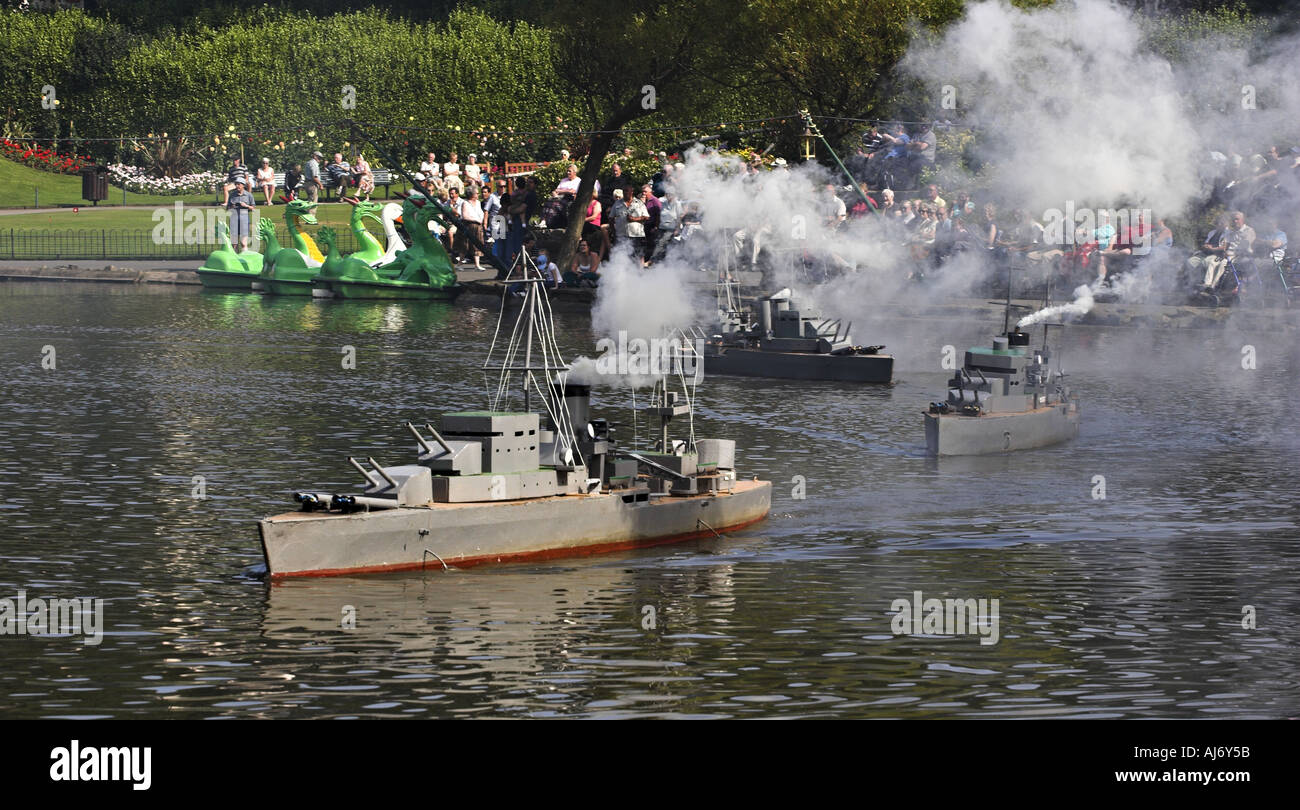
[259,257,771,579]
[699,284,893,383]
[925,327,1079,456]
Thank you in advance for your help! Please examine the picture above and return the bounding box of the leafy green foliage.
[736,0,964,151]
[531,150,664,193]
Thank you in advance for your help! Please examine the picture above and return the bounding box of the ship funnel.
[550,381,591,431]
[1005,329,1030,347]
[758,298,773,336]
[992,336,1009,351]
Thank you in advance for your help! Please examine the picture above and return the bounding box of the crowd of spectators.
[815,136,1299,303]
[218,132,1299,305]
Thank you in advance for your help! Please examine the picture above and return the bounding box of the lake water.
[1,281,1297,719]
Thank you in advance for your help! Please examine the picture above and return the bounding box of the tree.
[737,0,964,147]
[535,0,750,270]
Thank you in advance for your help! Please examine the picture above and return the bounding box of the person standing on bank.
[626,186,649,266]
[456,184,486,271]
[227,179,256,251]
[303,151,324,203]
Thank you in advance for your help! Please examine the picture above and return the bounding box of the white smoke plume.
[582,0,1300,368]
[1018,284,1094,328]
[571,244,705,389]
[905,0,1300,218]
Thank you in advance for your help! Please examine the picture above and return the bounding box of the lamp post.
[799,109,877,216]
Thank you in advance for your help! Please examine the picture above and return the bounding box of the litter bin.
[81,165,108,205]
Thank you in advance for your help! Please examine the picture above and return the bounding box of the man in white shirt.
[625,187,649,266]
[651,191,684,263]
[1204,210,1254,290]
[823,184,847,230]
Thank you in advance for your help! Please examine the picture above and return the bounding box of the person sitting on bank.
[562,239,601,287]
[256,157,276,206]
[222,158,248,206]
[352,153,374,199]
[283,163,303,200]
[1181,215,1228,288]
[1202,210,1255,292]
[507,245,558,295]
[325,153,352,195]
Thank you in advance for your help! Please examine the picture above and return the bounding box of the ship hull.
[706,349,893,383]
[925,403,1079,456]
[259,479,771,579]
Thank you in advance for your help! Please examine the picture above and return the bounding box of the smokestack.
[550,382,591,430]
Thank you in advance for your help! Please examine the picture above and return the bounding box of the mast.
[799,110,878,216]
[482,247,570,422]
[1003,261,1013,334]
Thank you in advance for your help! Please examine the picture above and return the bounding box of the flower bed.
[1,139,90,175]
[107,164,223,195]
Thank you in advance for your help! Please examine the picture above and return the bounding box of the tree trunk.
[555,91,654,272]
[556,127,619,273]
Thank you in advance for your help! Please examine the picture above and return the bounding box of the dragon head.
[409,196,443,234]
[316,225,337,250]
[285,198,318,226]
[347,197,384,227]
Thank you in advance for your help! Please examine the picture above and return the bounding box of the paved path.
[0,205,172,216]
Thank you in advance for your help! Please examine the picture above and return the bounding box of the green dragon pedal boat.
[195,219,278,289]
[254,197,325,296]
[317,193,462,301]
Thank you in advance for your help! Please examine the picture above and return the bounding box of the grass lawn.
[0,158,212,209]
[0,158,416,214]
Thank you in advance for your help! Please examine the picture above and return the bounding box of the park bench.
[215,168,394,203]
[318,167,394,200]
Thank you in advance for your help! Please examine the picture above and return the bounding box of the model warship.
[925,326,1079,456]
[697,255,893,383]
[258,253,771,578]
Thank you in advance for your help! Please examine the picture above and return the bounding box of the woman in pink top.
[583,197,608,258]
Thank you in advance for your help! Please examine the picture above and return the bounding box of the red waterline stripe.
[268,512,770,581]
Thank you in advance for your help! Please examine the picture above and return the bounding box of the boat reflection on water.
[195,289,456,335]
[258,553,745,704]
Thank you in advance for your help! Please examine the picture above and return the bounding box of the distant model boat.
[701,278,893,383]
[258,253,768,578]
